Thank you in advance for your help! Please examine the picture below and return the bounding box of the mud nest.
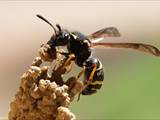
[9,43,84,120]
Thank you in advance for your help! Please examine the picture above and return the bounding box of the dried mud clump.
[9,43,84,120]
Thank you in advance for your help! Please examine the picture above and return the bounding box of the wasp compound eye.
[54,31,70,46]
[62,32,69,39]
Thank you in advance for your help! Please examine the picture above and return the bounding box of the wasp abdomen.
[82,82,103,94]
[82,60,104,95]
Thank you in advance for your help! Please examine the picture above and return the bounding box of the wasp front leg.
[56,52,76,74]
[38,43,57,62]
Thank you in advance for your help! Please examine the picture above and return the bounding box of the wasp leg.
[56,49,75,66]
[57,53,75,74]
[85,64,97,87]
[63,60,74,74]
[76,66,85,101]
[64,54,75,66]
[76,66,85,81]
[77,93,81,101]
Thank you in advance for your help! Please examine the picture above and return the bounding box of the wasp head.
[53,24,70,46]
[37,14,70,47]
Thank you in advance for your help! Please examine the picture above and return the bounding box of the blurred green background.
[0,1,160,119]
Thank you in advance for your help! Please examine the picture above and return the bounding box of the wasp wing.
[88,27,121,40]
[92,42,160,56]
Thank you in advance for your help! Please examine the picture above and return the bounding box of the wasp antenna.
[56,24,62,31]
[36,14,57,34]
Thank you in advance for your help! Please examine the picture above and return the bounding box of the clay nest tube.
[9,44,84,120]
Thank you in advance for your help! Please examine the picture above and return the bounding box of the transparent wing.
[92,42,160,56]
[88,27,121,40]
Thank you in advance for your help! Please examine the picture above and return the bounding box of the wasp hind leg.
[76,66,86,81]
[76,65,86,101]
[84,64,97,87]
[77,64,97,101]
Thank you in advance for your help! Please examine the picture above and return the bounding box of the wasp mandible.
[37,14,160,97]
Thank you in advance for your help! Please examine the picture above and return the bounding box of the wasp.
[37,14,160,97]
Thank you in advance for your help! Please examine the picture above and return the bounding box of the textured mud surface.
[9,44,83,120]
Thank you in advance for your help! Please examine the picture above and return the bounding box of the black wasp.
[37,14,160,97]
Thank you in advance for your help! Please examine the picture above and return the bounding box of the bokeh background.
[0,1,160,119]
